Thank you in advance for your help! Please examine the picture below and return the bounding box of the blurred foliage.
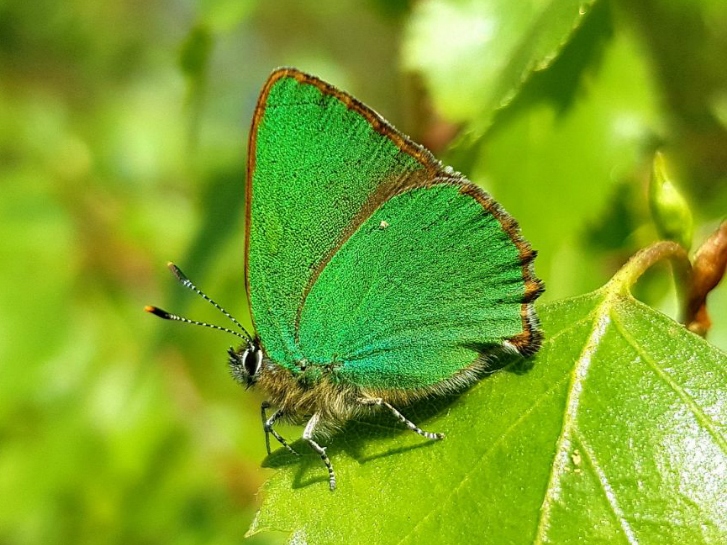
[649,151,694,250]
[0,0,725,544]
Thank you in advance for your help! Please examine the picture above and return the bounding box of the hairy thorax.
[253,355,468,429]
[254,361,364,425]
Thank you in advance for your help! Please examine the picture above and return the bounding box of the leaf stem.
[608,241,692,317]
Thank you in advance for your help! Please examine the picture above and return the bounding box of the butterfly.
[147,68,543,490]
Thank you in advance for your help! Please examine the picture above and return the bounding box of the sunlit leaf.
[470,27,662,301]
[249,259,727,544]
[403,0,598,131]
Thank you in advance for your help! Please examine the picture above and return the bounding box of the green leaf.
[469,25,662,301]
[403,0,598,131]
[248,256,727,544]
[198,0,257,33]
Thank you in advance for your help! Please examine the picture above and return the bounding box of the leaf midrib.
[533,291,618,544]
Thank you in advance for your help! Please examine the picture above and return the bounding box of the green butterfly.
[148,68,543,490]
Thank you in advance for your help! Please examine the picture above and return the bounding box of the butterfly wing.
[246,69,441,370]
[296,177,542,391]
[247,69,542,386]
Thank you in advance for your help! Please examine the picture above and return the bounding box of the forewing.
[246,69,440,369]
[297,180,542,390]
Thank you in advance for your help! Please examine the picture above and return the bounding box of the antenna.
[145,262,253,344]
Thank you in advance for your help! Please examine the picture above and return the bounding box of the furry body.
[235,340,520,433]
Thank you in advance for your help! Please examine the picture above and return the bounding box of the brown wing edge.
[457,181,544,357]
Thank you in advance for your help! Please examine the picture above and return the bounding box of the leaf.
[247,254,727,544]
[198,0,257,33]
[403,0,598,131]
[469,24,662,302]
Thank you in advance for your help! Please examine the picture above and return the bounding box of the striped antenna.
[146,262,253,344]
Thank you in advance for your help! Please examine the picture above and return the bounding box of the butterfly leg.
[303,413,336,491]
[261,401,298,456]
[359,397,445,440]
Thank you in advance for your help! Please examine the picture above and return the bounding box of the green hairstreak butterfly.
[147,68,543,490]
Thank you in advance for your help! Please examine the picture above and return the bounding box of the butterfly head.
[228,340,263,388]
[146,263,260,387]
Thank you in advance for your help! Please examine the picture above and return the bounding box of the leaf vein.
[396,373,572,545]
[533,302,612,544]
[575,431,639,544]
[612,313,727,456]
[540,312,596,346]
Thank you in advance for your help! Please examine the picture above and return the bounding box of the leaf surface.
[248,274,727,544]
[403,0,598,131]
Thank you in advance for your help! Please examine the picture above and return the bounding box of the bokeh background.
[1,0,725,543]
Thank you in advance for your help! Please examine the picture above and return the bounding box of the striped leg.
[303,413,336,491]
[261,401,298,456]
[359,397,445,440]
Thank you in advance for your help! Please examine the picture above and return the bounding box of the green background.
[1,0,725,543]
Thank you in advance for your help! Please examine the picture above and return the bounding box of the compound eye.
[243,346,262,377]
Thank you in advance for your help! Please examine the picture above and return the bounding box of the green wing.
[246,69,440,369]
[247,68,542,387]
[297,180,542,390]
